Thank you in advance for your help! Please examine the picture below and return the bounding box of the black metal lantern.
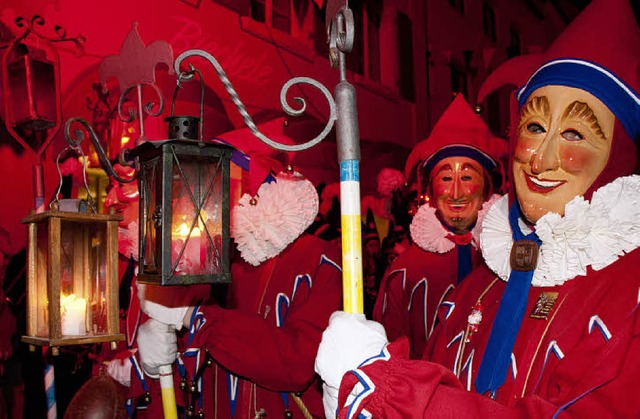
[133,136,233,286]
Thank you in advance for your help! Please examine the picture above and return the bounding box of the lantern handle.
[173,49,337,152]
[52,144,96,213]
[171,65,205,142]
[64,117,138,184]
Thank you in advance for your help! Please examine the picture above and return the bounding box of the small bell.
[189,382,199,394]
[179,378,188,390]
[254,408,267,418]
[142,392,152,405]
[284,409,293,418]
[204,353,213,367]
[186,406,195,418]
[197,410,205,418]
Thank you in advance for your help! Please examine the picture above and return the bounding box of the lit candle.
[175,223,204,273]
[61,294,87,335]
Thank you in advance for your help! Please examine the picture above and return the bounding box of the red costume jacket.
[132,234,342,418]
[372,243,482,359]
[335,189,640,418]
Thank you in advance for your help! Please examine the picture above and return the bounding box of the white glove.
[322,381,365,418]
[137,283,190,330]
[322,382,340,419]
[137,318,178,378]
[315,311,388,389]
[106,356,133,387]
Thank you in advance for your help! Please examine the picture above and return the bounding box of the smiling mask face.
[513,85,615,224]
[430,156,486,233]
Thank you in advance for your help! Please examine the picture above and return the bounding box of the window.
[483,3,496,43]
[314,0,381,81]
[397,11,415,102]
[312,3,330,58]
[272,0,291,33]
[508,25,521,57]
[249,0,291,33]
[347,1,365,75]
[366,1,382,82]
[448,0,465,15]
[450,64,468,98]
[212,0,251,15]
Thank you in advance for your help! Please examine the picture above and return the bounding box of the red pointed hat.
[479,0,640,141]
[215,118,296,196]
[478,0,640,198]
[404,94,507,178]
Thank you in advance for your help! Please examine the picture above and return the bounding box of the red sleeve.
[373,264,408,343]
[338,313,640,419]
[189,255,342,392]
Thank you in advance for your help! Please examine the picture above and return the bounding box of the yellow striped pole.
[339,161,363,314]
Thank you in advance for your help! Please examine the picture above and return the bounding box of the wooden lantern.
[21,202,124,349]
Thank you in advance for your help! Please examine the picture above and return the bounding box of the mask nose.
[530,133,560,174]
[451,176,463,199]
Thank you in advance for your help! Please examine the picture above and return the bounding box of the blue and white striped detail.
[532,340,564,393]
[440,301,456,321]
[516,58,640,140]
[345,371,374,419]
[448,330,466,374]
[44,363,57,419]
[320,254,342,272]
[430,285,455,337]
[227,373,239,417]
[588,315,612,341]
[408,278,428,341]
[344,346,392,419]
[510,352,518,380]
[276,293,290,328]
[292,274,312,301]
[460,350,475,390]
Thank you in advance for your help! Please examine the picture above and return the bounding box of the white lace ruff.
[481,175,640,286]
[232,171,319,266]
[410,194,500,253]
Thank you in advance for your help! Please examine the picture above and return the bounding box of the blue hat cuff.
[517,59,640,140]
[422,145,497,176]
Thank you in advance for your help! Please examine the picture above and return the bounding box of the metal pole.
[330,4,364,314]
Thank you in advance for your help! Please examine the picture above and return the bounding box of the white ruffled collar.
[410,194,500,253]
[481,175,640,287]
[232,171,319,266]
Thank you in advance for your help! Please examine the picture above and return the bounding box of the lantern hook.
[172,65,205,142]
[52,144,96,213]
[64,117,138,184]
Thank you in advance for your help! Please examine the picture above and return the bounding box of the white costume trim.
[481,175,640,286]
[410,195,500,253]
[233,171,319,266]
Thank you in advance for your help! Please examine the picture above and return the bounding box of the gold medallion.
[530,291,559,320]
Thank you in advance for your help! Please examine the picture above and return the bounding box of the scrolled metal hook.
[64,117,137,184]
[174,49,336,152]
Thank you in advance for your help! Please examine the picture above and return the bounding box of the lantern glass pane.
[59,220,109,336]
[141,157,159,272]
[7,49,57,131]
[170,155,224,276]
[35,222,49,337]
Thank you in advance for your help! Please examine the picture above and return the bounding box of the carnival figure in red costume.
[372,94,505,359]
[132,149,343,418]
[315,0,640,417]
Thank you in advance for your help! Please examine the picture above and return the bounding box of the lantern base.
[21,333,125,347]
[137,272,231,286]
